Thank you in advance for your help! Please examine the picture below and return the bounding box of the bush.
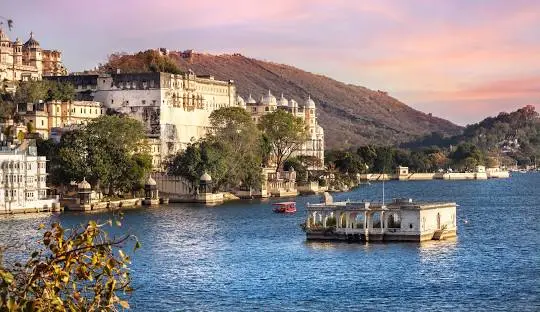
[0,220,139,311]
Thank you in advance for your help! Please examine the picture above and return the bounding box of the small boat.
[273,202,297,213]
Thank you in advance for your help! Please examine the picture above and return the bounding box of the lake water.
[1,173,539,311]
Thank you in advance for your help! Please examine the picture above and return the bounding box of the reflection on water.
[0,174,539,311]
[418,238,458,263]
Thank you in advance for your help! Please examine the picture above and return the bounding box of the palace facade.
[0,141,58,213]
[46,72,236,169]
[46,73,325,171]
[238,91,325,169]
[0,27,66,83]
[16,100,104,139]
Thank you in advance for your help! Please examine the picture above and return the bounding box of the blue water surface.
[1,173,539,311]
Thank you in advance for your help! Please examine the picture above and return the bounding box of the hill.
[404,105,540,165]
[99,50,462,149]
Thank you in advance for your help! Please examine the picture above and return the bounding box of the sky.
[2,0,539,125]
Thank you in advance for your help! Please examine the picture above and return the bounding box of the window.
[142,100,146,105]
[41,120,44,126]
[111,100,114,104]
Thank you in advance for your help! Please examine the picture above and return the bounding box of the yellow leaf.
[119,300,130,309]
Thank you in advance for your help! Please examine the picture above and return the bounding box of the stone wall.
[152,173,192,196]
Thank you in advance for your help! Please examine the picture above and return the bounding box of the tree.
[259,109,308,172]
[45,116,152,194]
[100,50,183,75]
[356,145,377,171]
[325,150,363,174]
[0,92,16,120]
[450,142,484,170]
[0,220,139,311]
[14,81,48,104]
[372,146,395,173]
[46,81,75,102]
[13,81,75,104]
[26,121,35,134]
[167,140,228,192]
[283,157,308,182]
[208,107,262,189]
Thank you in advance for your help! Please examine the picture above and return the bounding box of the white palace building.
[238,91,325,169]
[0,141,58,213]
[47,72,325,170]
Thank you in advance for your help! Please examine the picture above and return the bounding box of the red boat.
[273,202,297,213]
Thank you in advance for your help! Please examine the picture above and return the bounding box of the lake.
[1,173,539,311]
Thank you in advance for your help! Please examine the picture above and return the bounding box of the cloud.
[3,0,540,125]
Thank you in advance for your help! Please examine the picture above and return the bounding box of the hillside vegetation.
[99,50,462,149]
[404,105,540,166]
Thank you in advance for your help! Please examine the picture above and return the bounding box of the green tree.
[46,81,75,102]
[208,107,262,189]
[325,150,363,174]
[0,220,139,311]
[356,145,377,171]
[0,92,16,120]
[14,81,48,104]
[46,116,152,194]
[167,140,228,192]
[450,142,484,170]
[259,109,308,172]
[372,146,395,173]
[26,121,35,134]
[284,157,308,182]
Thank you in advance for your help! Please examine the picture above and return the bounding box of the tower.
[23,32,42,79]
[0,26,13,81]
[13,38,22,68]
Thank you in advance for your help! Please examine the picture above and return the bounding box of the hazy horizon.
[2,0,539,125]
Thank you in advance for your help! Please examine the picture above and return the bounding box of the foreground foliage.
[0,220,139,311]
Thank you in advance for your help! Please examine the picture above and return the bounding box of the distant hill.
[99,50,462,149]
[404,105,540,165]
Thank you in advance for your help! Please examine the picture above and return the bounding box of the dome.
[246,94,257,105]
[78,178,91,190]
[14,37,21,45]
[278,93,289,107]
[200,172,212,182]
[23,32,40,49]
[146,176,157,186]
[305,95,316,109]
[289,99,298,108]
[261,90,277,106]
[236,95,245,107]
